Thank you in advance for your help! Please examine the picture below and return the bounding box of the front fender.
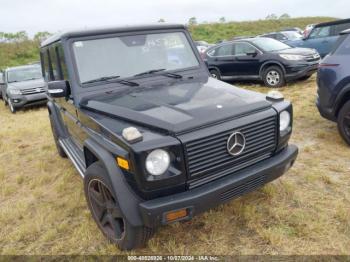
[83,138,144,227]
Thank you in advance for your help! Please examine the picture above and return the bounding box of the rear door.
[232,42,261,77]
[207,43,237,77]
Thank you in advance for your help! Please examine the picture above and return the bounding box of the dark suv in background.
[40,24,298,250]
[204,37,320,87]
[316,29,350,144]
[0,64,46,113]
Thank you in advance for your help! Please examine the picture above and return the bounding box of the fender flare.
[47,100,68,138]
[84,138,144,227]
[259,61,286,77]
[334,82,350,115]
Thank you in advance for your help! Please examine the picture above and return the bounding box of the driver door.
[232,42,261,77]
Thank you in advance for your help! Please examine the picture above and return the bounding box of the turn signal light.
[165,209,188,223]
[116,157,129,170]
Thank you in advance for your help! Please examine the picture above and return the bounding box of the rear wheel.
[209,69,221,80]
[263,66,285,88]
[84,162,154,250]
[337,100,350,145]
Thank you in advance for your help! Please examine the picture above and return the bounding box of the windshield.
[282,31,302,40]
[73,32,199,85]
[7,66,42,83]
[251,38,291,52]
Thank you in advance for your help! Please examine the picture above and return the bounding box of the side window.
[233,43,257,56]
[214,44,233,56]
[41,49,51,81]
[309,26,331,39]
[57,45,68,79]
[49,46,61,80]
[335,36,350,55]
[334,23,350,35]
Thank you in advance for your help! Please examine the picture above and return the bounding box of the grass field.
[0,76,349,255]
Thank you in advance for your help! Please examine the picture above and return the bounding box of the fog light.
[164,208,188,223]
[13,99,19,103]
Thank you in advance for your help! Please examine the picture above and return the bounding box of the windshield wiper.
[116,79,139,86]
[82,75,120,84]
[134,69,166,77]
[161,72,183,79]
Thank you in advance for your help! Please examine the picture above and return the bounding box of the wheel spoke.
[89,188,106,208]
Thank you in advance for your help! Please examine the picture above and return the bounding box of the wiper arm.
[116,79,139,86]
[82,75,120,84]
[161,72,183,79]
[134,68,166,77]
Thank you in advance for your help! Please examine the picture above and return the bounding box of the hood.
[274,47,316,56]
[80,77,272,134]
[7,78,45,90]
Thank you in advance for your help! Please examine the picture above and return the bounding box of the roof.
[6,64,40,72]
[315,18,350,28]
[340,29,350,35]
[41,24,186,47]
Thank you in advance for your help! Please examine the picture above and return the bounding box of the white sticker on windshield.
[74,41,83,47]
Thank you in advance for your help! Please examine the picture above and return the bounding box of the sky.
[0,0,349,36]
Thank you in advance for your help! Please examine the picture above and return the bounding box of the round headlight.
[145,149,170,176]
[279,111,291,132]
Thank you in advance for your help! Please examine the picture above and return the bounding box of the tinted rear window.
[332,35,350,55]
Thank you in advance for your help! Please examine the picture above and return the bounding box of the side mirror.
[47,80,70,98]
[246,51,258,57]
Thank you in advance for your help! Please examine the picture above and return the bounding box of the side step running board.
[59,138,86,178]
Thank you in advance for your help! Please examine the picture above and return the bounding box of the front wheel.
[209,69,221,80]
[84,162,154,250]
[337,100,350,145]
[8,99,16,114]
[263,66,285,88]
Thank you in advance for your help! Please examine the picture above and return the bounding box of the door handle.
[322,40,329,44]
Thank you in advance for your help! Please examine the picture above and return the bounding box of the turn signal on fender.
[116,157,130,170]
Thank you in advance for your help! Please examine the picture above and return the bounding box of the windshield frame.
[69,29,202,88]
[7,66,43,83]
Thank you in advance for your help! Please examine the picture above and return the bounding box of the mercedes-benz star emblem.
[227,132,246,156]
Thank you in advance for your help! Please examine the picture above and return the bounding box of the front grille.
[185,115,277,189]
[305,54,320,62]
[220,175,266,202]
[20,87,45,95]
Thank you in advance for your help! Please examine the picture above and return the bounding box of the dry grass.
[0,76,349,255]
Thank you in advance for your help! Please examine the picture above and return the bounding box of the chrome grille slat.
[186,118,275,148]
[20,87,45,95]
[185,115,277,188]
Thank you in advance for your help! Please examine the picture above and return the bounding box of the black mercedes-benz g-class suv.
[40,24,298,250]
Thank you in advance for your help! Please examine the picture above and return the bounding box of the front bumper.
[285,62,318,81]
[9,92,47,108]
[139,144,298,227]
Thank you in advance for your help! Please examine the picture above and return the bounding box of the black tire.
[49,115,67,158]
[337,100,350,145]
[84,162,154,250]
[8,99,16,114]
[262,66,285,88]
[209,69,221,80]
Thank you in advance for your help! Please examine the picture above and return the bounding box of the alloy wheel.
[266,70,280,86]
[88,179,125,241]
